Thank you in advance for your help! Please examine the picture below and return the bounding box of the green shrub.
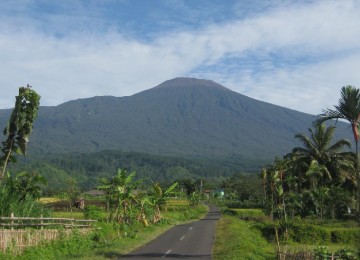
[83,205,103,220]
[223,209,238,216]
[331,229,360,245]
[257,221,331,244]
[335,248,359,260]
[224,199,263,209]
[255,222,277,241]
[287,223,331,244]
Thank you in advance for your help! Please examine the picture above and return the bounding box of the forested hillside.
[10,150,269,193]
[1,78,350,161]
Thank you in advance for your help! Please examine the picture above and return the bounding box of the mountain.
[0,77,351,161]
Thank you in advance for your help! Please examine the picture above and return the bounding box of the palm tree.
[314,85,360,213]
[292,123,353,187]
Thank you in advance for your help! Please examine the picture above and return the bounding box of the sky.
[0,0,359,114]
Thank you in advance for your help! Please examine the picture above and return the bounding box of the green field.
[215,208,359,259]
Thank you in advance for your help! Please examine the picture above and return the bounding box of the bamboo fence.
[0,213,96,253]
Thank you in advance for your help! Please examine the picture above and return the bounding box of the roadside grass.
[220,208,359,258]
[21,203,207,260]
[70,204,208,260]
[213,214,276,260]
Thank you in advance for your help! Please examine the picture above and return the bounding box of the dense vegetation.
[248,85,360,258]
[1,83,359,259]
[0,78,351,160]
[9,150,268,193]
[260,87,359,222]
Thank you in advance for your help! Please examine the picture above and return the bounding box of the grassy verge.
[2,204,207,260]
[213,207,359,259]
[73,204,208,260]
[213,214,276,260]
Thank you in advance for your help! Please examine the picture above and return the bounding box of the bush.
[287,222,331,244]
[83,205,103,220]
[224,199,263,209]
[335,248,359,260]
[257,221,331,244]
[331,229,360,245]
[223,209,238,216]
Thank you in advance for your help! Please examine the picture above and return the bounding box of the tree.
[0,85,40,180]
[0,85,43,217]
[314,85,360,213]
[292,123,353,188]
[149,182,177,223]
[98,168,142,223]
[263,158,287,220]
[261,124,354,220]
[10,171,47,201]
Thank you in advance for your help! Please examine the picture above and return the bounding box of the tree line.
[261,85,360,221]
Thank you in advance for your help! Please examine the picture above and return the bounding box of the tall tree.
[0,85,40,180]
[292,123,353,187]
[314,85,360,213]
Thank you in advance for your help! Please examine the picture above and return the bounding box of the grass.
[1,202,207,259]
[66,204,208,259]
[227,208,266,217]
[51,211,85,219]
[212,207,358,259]
[38,197,61,204]
[166,199,189,206]
[213,214,276,259]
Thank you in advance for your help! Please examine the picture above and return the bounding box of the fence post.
[10,212,15,230]
[40,215,43,230]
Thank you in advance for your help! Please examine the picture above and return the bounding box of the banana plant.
[98,168,142,223]
[149,182,177,223]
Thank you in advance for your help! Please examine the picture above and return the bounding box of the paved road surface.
[121,205,220,259]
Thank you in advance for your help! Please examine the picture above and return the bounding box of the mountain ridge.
[0,77,351,161]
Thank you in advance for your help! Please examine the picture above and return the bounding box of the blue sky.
[0,0,359,114]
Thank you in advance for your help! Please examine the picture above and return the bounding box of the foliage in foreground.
[0,204,207,259]
[0,230,94,260]
[0,172,47,217]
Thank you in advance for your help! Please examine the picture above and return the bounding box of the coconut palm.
[292,123,353,187]
[314,85,360,212]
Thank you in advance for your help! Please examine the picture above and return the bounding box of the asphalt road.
[121,205,220,259]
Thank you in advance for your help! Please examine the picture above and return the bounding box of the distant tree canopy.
[10,150,265,194]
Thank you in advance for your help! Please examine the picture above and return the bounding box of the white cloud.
[0,0,359,115]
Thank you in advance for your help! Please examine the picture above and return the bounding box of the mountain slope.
[0,77,351,160]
